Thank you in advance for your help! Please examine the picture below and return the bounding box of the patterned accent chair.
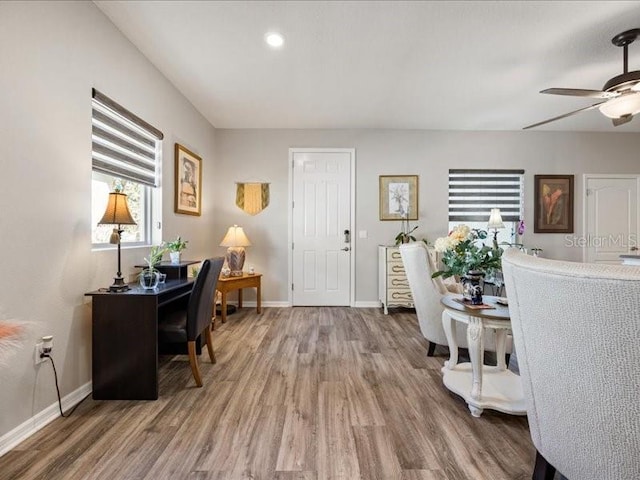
[502,249,640,480]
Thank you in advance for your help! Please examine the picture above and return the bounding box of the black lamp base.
[108,276,130,292]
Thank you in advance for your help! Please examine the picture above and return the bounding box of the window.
[448,169,524,245]
[91,89,163,246]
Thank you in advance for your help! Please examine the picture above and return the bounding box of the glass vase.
[140,270,160,290]
[462,271,484,305]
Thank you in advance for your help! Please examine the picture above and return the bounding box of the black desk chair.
[158,257,224,387]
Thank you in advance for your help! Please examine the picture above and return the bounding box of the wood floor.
[0,307,536,480]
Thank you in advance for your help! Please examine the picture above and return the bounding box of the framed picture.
[534,174,574,233]
[174,144,202,216]
[379,175,418,220]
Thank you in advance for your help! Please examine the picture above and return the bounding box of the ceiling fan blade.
[612,114,633,126]
[523,102,606,130]
[541,88,617,99]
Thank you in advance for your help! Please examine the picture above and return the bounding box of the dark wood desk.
[133,260,200,281]
[85,279,194,400]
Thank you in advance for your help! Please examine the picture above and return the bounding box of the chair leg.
[204,325,216,364]
[505,353,511,366]
[532,450,556,480]
[187,341,203,387]
[427,342,436,357]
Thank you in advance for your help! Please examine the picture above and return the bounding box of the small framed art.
[379,175,418,221]
[534,174,574,233]
[175,144,202,216]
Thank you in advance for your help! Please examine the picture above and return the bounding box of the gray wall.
[0,2,217,440]
[214,129,640,303]
[2,0,639,449]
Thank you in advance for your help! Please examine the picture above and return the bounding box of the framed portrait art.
[379,175,418,221]
[534,174,574,233]
[175,144,202,216]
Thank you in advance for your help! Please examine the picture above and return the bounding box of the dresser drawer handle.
[391,291,413,300]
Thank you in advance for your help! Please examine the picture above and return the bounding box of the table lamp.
[98,189,136,291]
[219,225,251,276]
[487,208,505,249]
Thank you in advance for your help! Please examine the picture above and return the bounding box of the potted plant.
[166,236,188,264]
[140,244,166,290]
[394,215,419,245]
[432,224,502,305]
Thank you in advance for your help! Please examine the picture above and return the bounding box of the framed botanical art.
[534,174,574,233]
[379,175,418,220]
[175,144,202,216]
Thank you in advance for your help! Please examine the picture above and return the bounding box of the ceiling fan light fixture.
[599,92,640,119]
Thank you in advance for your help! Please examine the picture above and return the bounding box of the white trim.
[354,301,382,308]
[232,301,382,309]
[234,301,291,308]
[582,174,640,263]
[0,381,92,457]
[288,148,357,307]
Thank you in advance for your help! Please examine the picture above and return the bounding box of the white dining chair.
[502,249,640,480]
[400,242,510,358]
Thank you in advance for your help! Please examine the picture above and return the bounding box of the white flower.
[450,224,470,242]
[434,236,454,252]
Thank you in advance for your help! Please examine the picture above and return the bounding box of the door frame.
[288,147,356,307]
[583,173,640,263]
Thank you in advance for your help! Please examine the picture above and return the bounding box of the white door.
[290,149,354,306]
[585,175,639,264]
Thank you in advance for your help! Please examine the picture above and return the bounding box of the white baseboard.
[236,301,291,308]
[0,381,92,457]
[354,301,382,308]
[232,301,381,309]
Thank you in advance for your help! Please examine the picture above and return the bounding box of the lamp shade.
[98,192,136,225]
[487,208,505,229]
[220,225,251,247]
[599,92,640,119]
[236,182,270,215]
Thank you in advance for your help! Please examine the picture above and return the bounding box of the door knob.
[341,247,350,251]
[631,246,639,251]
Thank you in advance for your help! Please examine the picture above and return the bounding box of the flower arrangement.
[394,214,418,245]
[432,224,502,279]
[166,236,188,253]
[140,244,167,289]
[143,244,167,274]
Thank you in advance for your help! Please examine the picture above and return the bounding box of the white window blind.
[91,89,163,187]
[448,169,524,222]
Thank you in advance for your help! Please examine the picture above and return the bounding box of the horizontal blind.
[449,169,524,222]
[91,89,163,187]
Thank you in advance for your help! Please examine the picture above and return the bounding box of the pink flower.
[517,220,525,236]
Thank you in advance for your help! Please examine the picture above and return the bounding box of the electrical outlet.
[34,342,46,365]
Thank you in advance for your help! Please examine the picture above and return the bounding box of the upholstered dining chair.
[400,242,509,357]
[502,249,640,480]
[158,257,224,387]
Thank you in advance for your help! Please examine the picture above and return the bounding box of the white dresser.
[378,245,414,314]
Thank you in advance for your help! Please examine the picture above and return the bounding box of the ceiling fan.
[524,28,640,129]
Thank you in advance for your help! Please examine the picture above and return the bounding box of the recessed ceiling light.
[265,32,285,48]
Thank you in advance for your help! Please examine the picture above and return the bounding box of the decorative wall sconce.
[236,182,270,215]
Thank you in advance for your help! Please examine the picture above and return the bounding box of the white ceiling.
[95,1,640,132]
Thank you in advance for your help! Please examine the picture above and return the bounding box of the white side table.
[440,295,526,418]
